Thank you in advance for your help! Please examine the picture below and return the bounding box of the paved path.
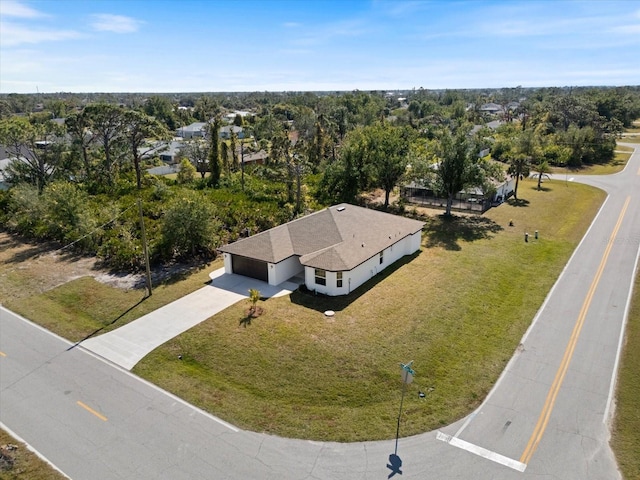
[1,143,639,479]
[81,268,299,370]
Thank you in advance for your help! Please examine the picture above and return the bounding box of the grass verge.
[611,270,640,480]
[0,429,66,480]
[5,261,221,343]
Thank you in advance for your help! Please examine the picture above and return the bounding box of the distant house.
[219,125,245,139]
[219,204,424,296]
[480,103,503,115]
[224,111,252,122]
[401,175,517,212]
[138,140,184,164]
[176,122,207,139]
[158,140,184,164]
[0,157,11,190]
[240,149,268,165]
[0,144,47,190]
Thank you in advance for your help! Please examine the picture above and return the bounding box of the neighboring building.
[219,204,424,296]
[219,125,245,139]
[401,175,517,212]
[480,103,503,115]
[0,157,11,190]
[238,147,268,165]
[138,140,184,164]
[0,144,43,190]
[176,122,207,139]
[224,111,252,122]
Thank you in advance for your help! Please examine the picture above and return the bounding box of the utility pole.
[240,136,244,191]
[137,199,152,297]
[395,361,415,455]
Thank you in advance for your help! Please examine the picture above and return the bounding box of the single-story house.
[218,204,425,296]
[177,122,208,139]
[239,148,268,165]
[219,125,245,139]
[480,103,503,115]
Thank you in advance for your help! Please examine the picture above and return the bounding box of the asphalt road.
[1,143,638,479]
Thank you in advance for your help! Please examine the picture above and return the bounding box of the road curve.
[1,143,638,479]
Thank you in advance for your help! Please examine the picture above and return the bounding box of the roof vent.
[337,206,346,212]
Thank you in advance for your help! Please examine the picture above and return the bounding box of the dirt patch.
[0,232,200,301]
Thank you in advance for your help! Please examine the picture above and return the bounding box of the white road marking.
[436,431,527,472]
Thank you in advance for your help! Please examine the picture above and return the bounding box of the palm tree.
[532,160,552,190]
[248,289,261,316]
[507,154,530,200]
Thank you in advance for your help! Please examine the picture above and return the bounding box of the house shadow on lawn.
[423,214,503,251]
[289,252,421,313]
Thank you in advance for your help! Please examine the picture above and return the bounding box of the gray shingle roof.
[219,204,425,271]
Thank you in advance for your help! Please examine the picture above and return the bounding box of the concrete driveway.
[81,268,300,370]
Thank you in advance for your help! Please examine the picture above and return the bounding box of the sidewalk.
[81,268,299,370]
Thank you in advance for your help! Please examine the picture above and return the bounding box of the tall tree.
[208,117,221,186]
[507,155,530,200]
[143,95,177,130]
[220,141,230,175]
[84,103,125,187]
[367,123,412,208]
[435,129,474,216]
[0,116,65,191]
[122,110,169,189]
[229,127,239,172]
[181,139,209,178]
[65,111,95,181]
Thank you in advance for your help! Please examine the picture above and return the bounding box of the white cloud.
[611,23,640,34]
[283,22,301,28]
[1,0,47,18]
[0,21,82,46]
[90,14,142,33]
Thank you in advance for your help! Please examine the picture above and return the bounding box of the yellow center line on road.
[520,196,630,466]
[0,351,6,357]
[77,401,108,422]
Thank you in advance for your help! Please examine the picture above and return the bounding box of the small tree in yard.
[248,289,261,316]
[531,159,551,190]
[177,158,196,184]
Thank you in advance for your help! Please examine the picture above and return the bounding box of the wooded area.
[1,86,638,271]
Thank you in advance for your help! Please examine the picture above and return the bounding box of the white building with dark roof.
[218,204,424,296]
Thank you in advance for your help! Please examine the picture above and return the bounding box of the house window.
[337,272,343,288]
[379,251,384,264]
[315,268,326,286]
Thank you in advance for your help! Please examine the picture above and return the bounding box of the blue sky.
[1,0,639,93]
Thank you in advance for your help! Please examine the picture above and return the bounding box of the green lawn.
[1,179,609,442]
[619,134,640,144]
[6,261,221,342]
[132,179,603,441]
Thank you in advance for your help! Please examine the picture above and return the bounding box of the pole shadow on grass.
[67,296,149,350]
[423,214,503,251]
[289,251,421,313]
